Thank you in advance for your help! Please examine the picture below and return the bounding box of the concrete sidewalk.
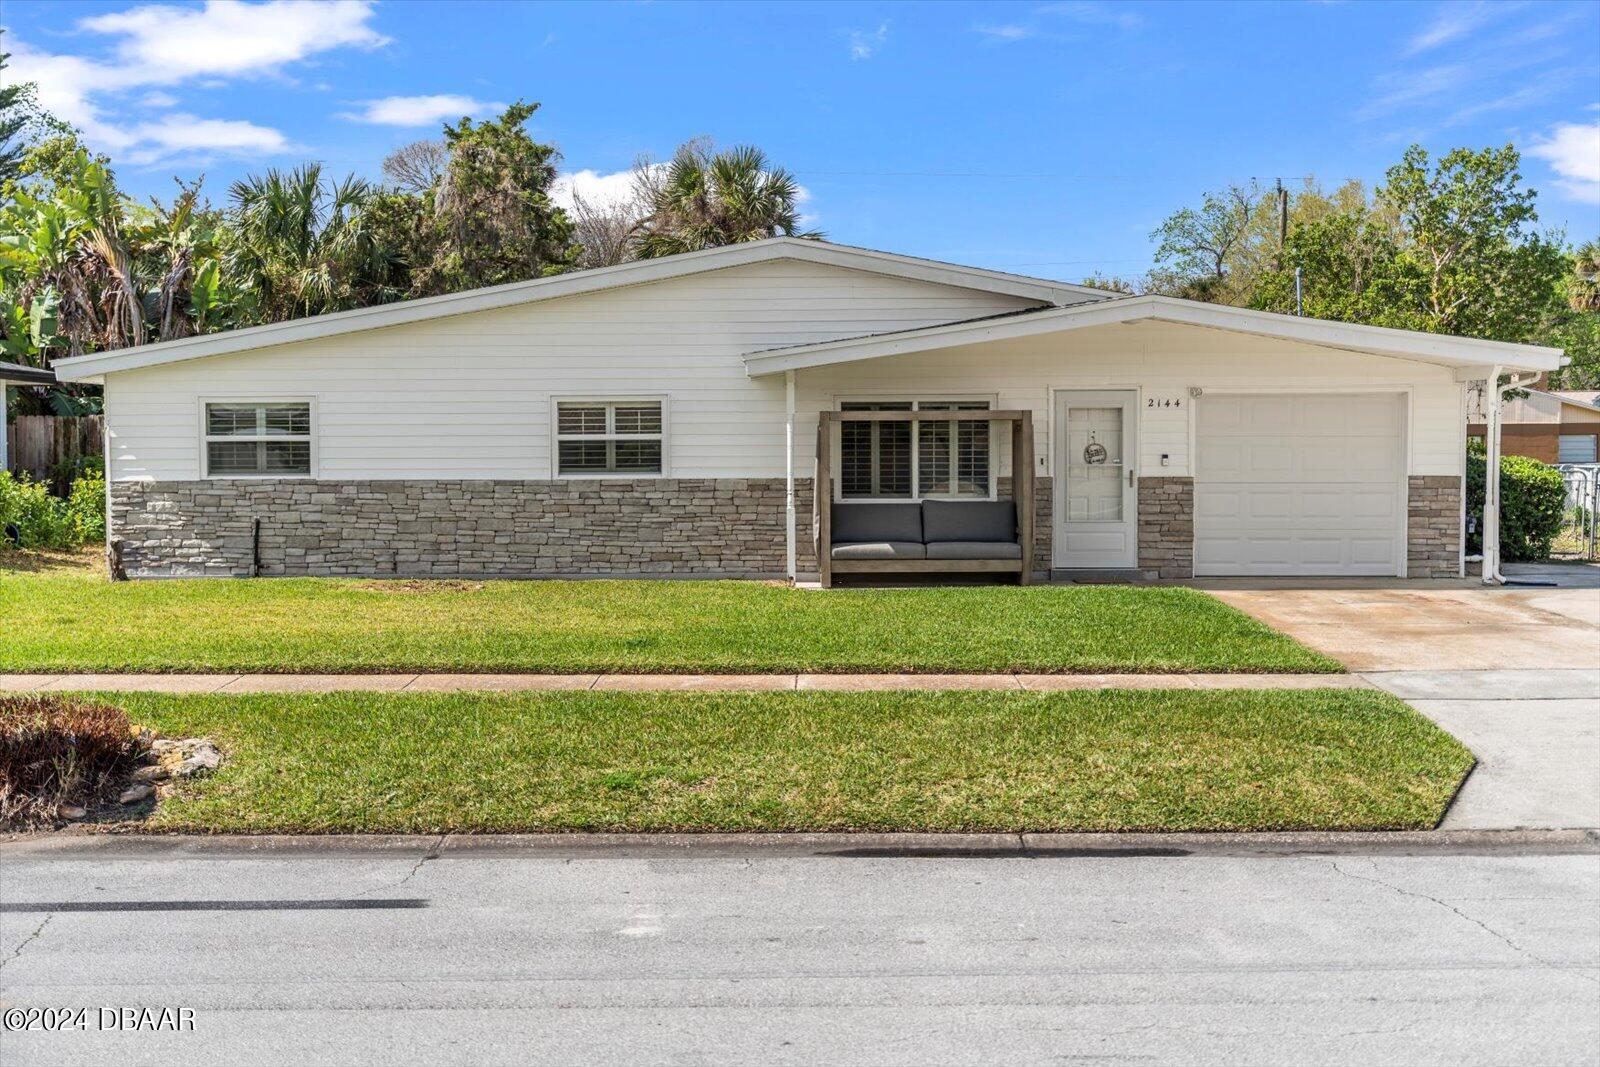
[1362,669,1600,831]
[0,672,1368,694]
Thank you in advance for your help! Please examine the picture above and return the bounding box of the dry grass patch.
[0,695,139,826]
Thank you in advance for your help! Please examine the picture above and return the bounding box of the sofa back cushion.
[831,502,923,544]
[921,500,1017,543]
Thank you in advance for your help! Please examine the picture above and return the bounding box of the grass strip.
[0,572,1339,674]
[105,688,1469,834]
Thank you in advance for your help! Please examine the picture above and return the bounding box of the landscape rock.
[171,741,223,779]
[131,764,169,783]
[58,805,86,820]
[119,784,154,805]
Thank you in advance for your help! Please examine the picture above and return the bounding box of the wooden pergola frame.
[814,408,1035,587]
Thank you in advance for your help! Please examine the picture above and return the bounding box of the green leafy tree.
[1545,239,1600,389]
[1377,145,1565,341]
[226,163,400,322]
[0,48,31,187]
[0,136,242,413]
[1253,146,1565,343]
[407,102,577,295]
[633,140,818,258]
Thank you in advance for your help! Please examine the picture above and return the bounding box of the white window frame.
[199,397,317,480]
[550,395,670,479]
[831,394,998,502]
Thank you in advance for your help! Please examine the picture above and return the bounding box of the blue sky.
[5,0,1598,280]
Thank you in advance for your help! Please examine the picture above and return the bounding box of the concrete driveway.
[1208,563,1600,831]
[1204,564,1600,672]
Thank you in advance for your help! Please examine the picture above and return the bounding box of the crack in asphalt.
[1327,858,1599,987]
[354,835,447,900]
[0,913,52,975]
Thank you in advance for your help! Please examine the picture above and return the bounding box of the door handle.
[1128,468,1136,488]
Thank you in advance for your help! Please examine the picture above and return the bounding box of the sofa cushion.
[831,541,928,560]
[831,502,923,545]
[925,540,1023,560]
[921,500,1017,543]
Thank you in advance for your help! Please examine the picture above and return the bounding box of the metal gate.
[1556,465,1600,560]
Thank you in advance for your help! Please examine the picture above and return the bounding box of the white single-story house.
[52,238,1561,583]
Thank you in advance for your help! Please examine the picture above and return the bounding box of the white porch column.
[1,386,8,474]
[784,370,796,581]
[1482,366,1502,584]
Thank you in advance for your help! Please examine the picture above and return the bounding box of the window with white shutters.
[204,401,312,477]
[838,399,992,500]
[556,400,665,475]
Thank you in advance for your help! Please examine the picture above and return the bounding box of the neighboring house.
[1,361,58,474]
[1468,388,1600,465]
[52,238,1561,581]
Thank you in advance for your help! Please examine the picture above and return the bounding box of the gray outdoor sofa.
[823,500,1028,585]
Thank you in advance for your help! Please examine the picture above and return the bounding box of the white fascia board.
[52,238,1099,382]
[743,295,1566,376]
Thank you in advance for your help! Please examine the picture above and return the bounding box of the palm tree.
[633,141,818,259]
[226,164,398,323]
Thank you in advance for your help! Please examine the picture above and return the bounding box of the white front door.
[1054,390,1138,569]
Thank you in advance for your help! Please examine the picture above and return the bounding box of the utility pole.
[1275,178,1288,272]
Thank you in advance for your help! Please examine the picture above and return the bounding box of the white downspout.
[784,370,796,582]
[1482,367,1541,585]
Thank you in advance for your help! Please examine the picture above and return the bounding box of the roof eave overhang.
[0,364,57,386]
[51,238,1108,382]
[742,295,1565,377]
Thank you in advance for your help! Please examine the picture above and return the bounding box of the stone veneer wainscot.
[1407,475,1463,578]
[110,478,816,579]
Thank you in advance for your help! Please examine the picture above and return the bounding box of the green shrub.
[0,466,105,550]
[1466,441,1566,561]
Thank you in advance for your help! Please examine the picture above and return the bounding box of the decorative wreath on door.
[1083,441,1108,465]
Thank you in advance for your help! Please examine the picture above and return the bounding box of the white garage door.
[1195,393,1404,576]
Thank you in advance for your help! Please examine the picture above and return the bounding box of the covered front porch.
[752,297,1564,586]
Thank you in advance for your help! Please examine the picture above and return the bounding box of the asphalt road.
[2,837,1598,1067]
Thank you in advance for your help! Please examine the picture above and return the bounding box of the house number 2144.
[1146,397,1183,408]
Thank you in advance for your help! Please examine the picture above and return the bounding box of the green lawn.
[111,689,1468,833]
[0,563,1337,674]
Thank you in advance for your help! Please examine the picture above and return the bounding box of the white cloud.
[551,164,810,216]
[1355,63,1469,120]
[848,22,889,60]
[121,114,289,165]
[1404,1,1501,56]
[5,1,389,164]
[975,24,1036,42]
[1528,120,1600,204]
[551,165,664,212]
[1036,2,1144,30]
[340,94,501,127]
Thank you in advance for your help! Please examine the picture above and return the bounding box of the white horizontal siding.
[106,259,1040,481]
[797,320,1465,479]
[105,260,1465,483]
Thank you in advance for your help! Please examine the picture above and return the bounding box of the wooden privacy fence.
[5,415,104,490]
